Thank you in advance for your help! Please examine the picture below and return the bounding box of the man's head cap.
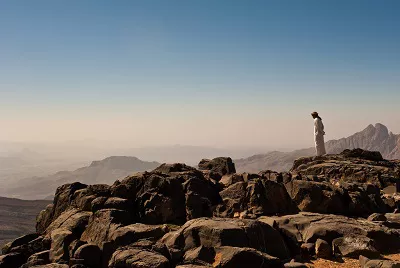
[311,111,319,116]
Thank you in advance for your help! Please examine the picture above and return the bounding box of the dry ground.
[308,254,400,267]
[0,197,49,247]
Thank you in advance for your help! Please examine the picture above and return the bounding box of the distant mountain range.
[235,123,400,173]
[2,156,160,200]
[0,197,49,247]
[3,123,399,198]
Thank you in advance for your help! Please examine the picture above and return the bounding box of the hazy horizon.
[0,122,396,157]
[1,1,399,149]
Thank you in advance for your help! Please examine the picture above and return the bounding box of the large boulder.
[343,183,387,217]
[216,179,298,218]
[44,209,91,238]
[184,246,282,268]
[110,224,170,248]
[359,255,400,268]
[198,157,236,180]
[332,236,380,258]
[36,205,55,234]
[285,179,387,216]
[110,168,221,224]
[132,172,186,224]
[341,149,384,162]
[50,183,88,222]
[0,252,27,268]
[36,183,111,234]
[108,247,170,268]
[2,235,50,264]
[161,217,290,260]
[153,163,199,174]
[219,174,245,187]
[80,209,133,248]
[79,209,157,267]
[2,233,40,254]
[284,179,350,214]
[49,229,75,263]
[266,212,400,257]
[183,176,222,220]
[73,244,101,268]
[20,250,50,267]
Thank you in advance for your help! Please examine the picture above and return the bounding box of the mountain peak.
[374,123,389,134]
[361,123,389,138]
[236,123,400,173]
[89,156,141,167]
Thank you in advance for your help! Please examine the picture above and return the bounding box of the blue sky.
[0,1,399,147]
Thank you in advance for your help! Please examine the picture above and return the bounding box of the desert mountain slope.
[0,197,49,246]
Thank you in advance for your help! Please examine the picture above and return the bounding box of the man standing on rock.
[312,111,326,156]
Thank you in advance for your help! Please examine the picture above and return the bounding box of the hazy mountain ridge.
[2,156,160,200]
[235,123,400,173]
[325,123,400,157]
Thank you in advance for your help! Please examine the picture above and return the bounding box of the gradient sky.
[0,1,399,149]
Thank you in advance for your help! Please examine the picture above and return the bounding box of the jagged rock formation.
[235,123,400,173]
[326,124,399,158]
[1,151,400,268]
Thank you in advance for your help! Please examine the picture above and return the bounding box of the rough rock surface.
[359,255,400,268]
[291,149,400,187]
[315,239,331,259]
[198,157,236,180]
[332,235,380,258]
[161,217,290,260]
[2,150,400,268]
[216,178,298,218]
[263,212,400,256]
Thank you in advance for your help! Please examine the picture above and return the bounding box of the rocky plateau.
[2,149,400,268]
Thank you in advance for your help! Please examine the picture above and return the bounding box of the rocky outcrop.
[262,212,400,258]
[2,151,400,268]
[198,157,236,180]
[332,235,380,258]
[359,255,400,268]
[291,149,400,186]
[284,177,388,217]
[236,123,400,173]
[161,217,290,260]
[183,246,282,268]
[216,178,298,218]
[108,246,170,268]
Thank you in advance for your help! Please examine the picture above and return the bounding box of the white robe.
[314,118,326,156]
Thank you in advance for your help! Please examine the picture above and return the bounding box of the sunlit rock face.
[2,152,400,268]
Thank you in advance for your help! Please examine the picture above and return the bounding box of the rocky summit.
[235,123,400,173]
[1,151,400,268]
